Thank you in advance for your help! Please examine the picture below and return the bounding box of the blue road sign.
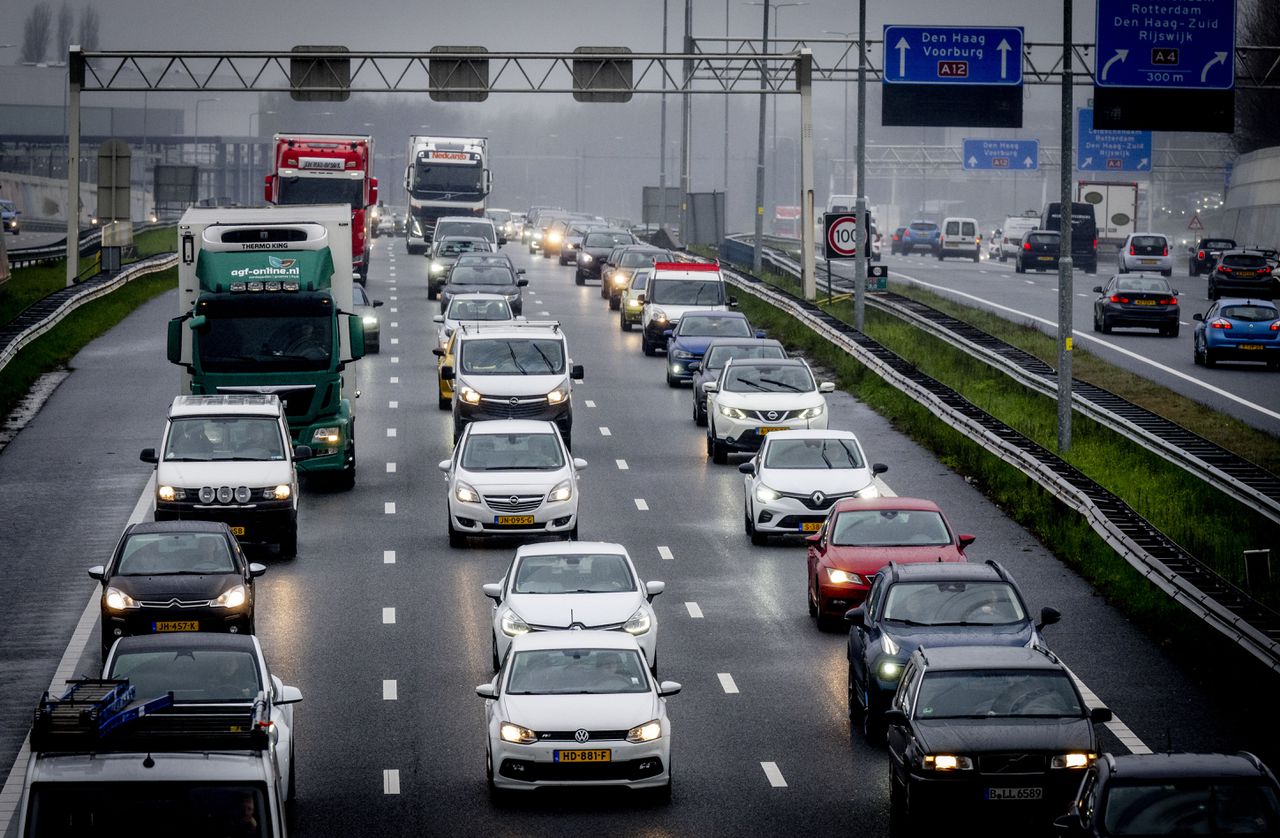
[1077,109,1152,172]
[883,25,1023,86]
[962,139,1039,171]
[1095,0,1235,90]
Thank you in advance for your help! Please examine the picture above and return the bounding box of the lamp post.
[825,30,855,193]
[748,1,806,229]
[248,110,275,135]
[658,0,669,229]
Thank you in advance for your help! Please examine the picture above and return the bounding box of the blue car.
[1192,298,1280,369]
[663,310,764,387]
[899,220,939,255]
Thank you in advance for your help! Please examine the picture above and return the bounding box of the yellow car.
[434,331,459,410]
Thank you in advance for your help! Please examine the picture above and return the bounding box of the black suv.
[1042,202,1098,274]
[1207,248,1279,301]
[1017,230,1061,274]
[1054,752,1280,836]
[575,228,639,284]
[846,560,1060,743]
[885,645,1111,832]
[1188,237,1236,277]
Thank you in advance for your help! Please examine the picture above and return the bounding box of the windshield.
[677,316,752,338]
[460,339,565,375]
[1131,235,1166,248]
[26,783,271,838]
[909,222,937,232]
[1202,239,1235,249]
[109,649,262,702]
[882,581,1026,625]
[460,432,564,471]
[764,437,863,469]
[455,255,513,270]
[447,298,512,321]
[629,272,650,291]
[117,532,236,575]
[449,266,516,287]
[163,417,284,462]
[411,161,485,200]
[723,364,814,393]
[1222,254,1269,269]
[196,306,333,373]
[706,344,785,370]
[649,279,725,306]
[832,509,952,547]
[621,250,668,268]
[585,232,635,248]
[276,176,363,206]
[488,210,512,224]
[1117,278,1171,294]
[1221,304,1279,322]
[915,669,1084,719]
[512,553,636,594]
[439,239,488,257]
[506,648,650,695]
[436,221,495,242]
[1103,782,1280,835]
[1027,233,1059,245]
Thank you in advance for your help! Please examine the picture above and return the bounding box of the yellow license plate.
[1037,256,1053,261]
[1133,299,1156,305]
[1236,271,1256,278]
[758,426,787,435]
[154,621,199,632]
[554,749,611,763]
[1140,259,1158,265]
[1240,344,1263,351]
[800,522,823,532]
[229,526,246,536]
[496,515,535,525]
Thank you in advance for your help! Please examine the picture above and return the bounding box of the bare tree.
[78,6,100,52]
[1235,0,1280,154]
[55,3,74,60]
[20,3,53,64]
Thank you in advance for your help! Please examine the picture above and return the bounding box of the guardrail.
[5,222,173,270]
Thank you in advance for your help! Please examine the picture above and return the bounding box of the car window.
[630,271,650,291]
[909,222,937,232]
[437,221,495,241]
[460,431,564,471]
[586,232,635,247]
[1028,232,1059,245]
[1119,278,1171,294]
[1220,304,1279,322]
[961,222,976,236]
[353,285,370,306]
[117,532,236,575]
[459,338,565,375]
[880,581,1027,625]
[1221,254,1268,269]
[1202,239,1235,250]
[894,660,920,713]
[25,783,271,837]
[164,417,286,462]
[449,267,516,286]
[649,279,726,306]
[1103,782,1280,835]
[864,573,886,620]
[945,221,960,235]
[511,553,636,594]
[505,648,650,695]
[447,298,513,321]
[915,669,1084,719]
[621,250,668,268]
[831,509,951,547]
[1131,235,1166,248]
[109,648,262,701]
[706,344,785,370]
[677,316,752,338]
[763,437,863,469]
[723,364,814,393]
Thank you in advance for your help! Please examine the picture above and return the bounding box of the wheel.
[559,255,568,266]
[608,295,620,310]
[621,317,633,332]
[711,435,728,465]
[847,665,861,721]
[749,519,767,546]
[1193,340,1204,366]
[971,252,979,263]
[694,398,707,427]
[666,370,679,387]
[862,686,887,744]
[1086,263,1097,275]
[1208,280,1219,301]
[438,391,451,410]
[642,335,656,356]
[486,749,510,804]
[1015,260,1024,274]
[279,525,298,559]
[334,466,355,492]
[1092,312,1101,333]
[655,771,673,804]
[575,272,585,285]
[1204,347,1217,368]
[491,634,501,671]
[448,515,466,548]
[1166,324,1180,338]
[560,429,572,452]
[889,769,911,836]
[1162,268,1172,277]
[367,339,380,354]
[1100,316,1112,334]
[807,581,818,618]
[600,282,609,299]
[428,286,438,300]
[1118,264,1128,274]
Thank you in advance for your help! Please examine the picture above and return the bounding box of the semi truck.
[1078,180,1139,250]
[168,205,365,490]
[404,135,490,254]
[264,133,377,283]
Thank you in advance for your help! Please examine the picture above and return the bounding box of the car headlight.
[546,388,567,405]
[547,479,573,503]
[627,298,643,308]
[797,405,824,419]
[455,481,481,504]
[671,349,695,360]
[1051,753,1095,770]
[877,660,903,681]
[626,719,662,743]
[104,587,140,611]
[547,232,562,244]
[855,483,880,499]
[719,405,747,420]
[923,755,973,771]
[500,721,538,744]
[533,231,543,240]
[431,261,446,274]
[650,308,668,323]
[312,427,340,444]
[613,273,629,285]
[212,584,248,609]
[263,485,291,501]
[500,610,531,637]
[363,315,378,325]
[157,485,184,502]
[825,568,863,585]
[623,608,651,636]
[755,484,782,503]
[580,253,593,263]
[460,387,483,405]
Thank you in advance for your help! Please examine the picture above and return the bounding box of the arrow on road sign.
[1023,157,1034,168]
[1081,157,1093,168]
[1200,51,1228,83]
[895,37,910,77]
[968,156,978,167]
[1137,157,1149,170]
[1100,49,1129,82]
[997,39,1012,79]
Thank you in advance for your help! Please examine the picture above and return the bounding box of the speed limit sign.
[824,213,863,259]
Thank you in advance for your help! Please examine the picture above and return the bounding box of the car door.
[805,513,829,589]
[849,572,884,688]
[885,660,920,777]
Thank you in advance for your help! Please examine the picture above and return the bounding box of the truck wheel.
[438,391,451,411]
[335,467,355,491]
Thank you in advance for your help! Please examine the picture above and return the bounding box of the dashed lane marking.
[382,607,396,624]
[387,428,397,437]
[383,680,398,700]
[387,462,397,473]
[1066,667,1152,755]
[391,338,399,345]
[390,356,400,364]
[599,426,612,437]
[384,502,396,514]
[383,769,401,794]
[718,673,739,694]
[684,602,703,618]
[384,550,396,564]
[585,400,597,408]
[658,546,674,561]
[389,401,398,409]
[761,762,787,788]
[616,459,629,470]
[390,307,398,313]
[391,321,399,328]
[634,498,648,511]
[390,376,399,384]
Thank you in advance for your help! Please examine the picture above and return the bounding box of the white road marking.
[539,311,551,316]
[389,400,398,409]
[1024,279,1035,285]
[1077,293,1090,298]
[382,607,396,624]
[874,476,896,497]
[390,296,397,301]
[585,400,597,408]
[390,356,399,364]
[535,300,544,304]
[685,601,704,618]
[390,376,399,384]
[384,550,396,564]
[761,762,787,788]
[599,426,612,437]
[979,270,989,275]
[1065,667,1152,754]
[616,459,629,470]
[390,307,398,313]
[634,498,649,511]
[383,680,398,700]
[390,338,399,345]
[658,546,675,561]
[386,462,397,473]
[387,428,397,437]
[718,673,740,694]
[384,502,396,514]
[391,321,398,328]
[383,769,401,794]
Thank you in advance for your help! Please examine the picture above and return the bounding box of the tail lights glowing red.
[1129,245,1136,256]
[1109,295,1130,303]
[1210,319,1232,329]
[1198,250,1206,260]
[1158,298,1177,305]
[1162,245,1168,256]
[1023,241,1031,251]
[1092,238,1098,250]
[1271,321,1280,331]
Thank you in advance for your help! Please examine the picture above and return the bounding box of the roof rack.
[458,320,561,334]
[32,678,270,753]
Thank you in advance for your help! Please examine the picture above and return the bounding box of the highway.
[0,238,1273,836]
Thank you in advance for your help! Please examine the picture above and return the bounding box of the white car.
[1118,232,1173,277]
[433,293,515,350]
[482,542,664,672]
[703,357,835,464]
[737,430,887,545]
[475,631,680,799]
[937,216,981,262]
[439,419,586,546]
[640,262,736,356]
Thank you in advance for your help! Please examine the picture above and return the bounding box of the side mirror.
[517,278,529,287]
[440,365,455,380]
[476,684,498,700]
[166,318,185,365]
[1037,606,1062,630]
[819,382,836,393]
[1193,313,1204,322]
[645,581,665,601]
[702,381,719,393]
[844,606,866,627]
[883,708,908,727]
[662,329,674,338]
[755,330,767,339]
[248,562,267,578]
[687,361,701,372]
[1172,289,1180,296]
[872,463,888,476]
[432,348,445,357]
[571,364,585,381]
[87,565,106,581]
[293,445,313,462]
[636,294,646,304]
[738,461,756,475]
[572,458,589,471]
[728,296,739,307]
[517,268,526,275]
[658,681,682,697]
[1090,706,1113,724]
[433,315,444,324]
[373,299,384,308]
[437,459,452,472]
[958,534,977,548]
[482,583,503,601]
[1091,286,1103,293]
[139,448,158,464]
[276,685,304,705]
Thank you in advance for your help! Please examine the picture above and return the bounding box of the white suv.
[1118,232,1173,277]
[640,262,736,356]
[439,419,587,546]
[937,216,981,262]
[703,357,835,464]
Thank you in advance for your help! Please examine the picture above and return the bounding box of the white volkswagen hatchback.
[482,542,664,672]
[432,293,515,350]
[738,430,887,545]
[476,631,680,799]
[439,419,586,547]
[704,357,835,464]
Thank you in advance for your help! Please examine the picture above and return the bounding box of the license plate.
[1236,271,1256,278]
[554,749,611,763]
[1037,256,1053,261]
[154,621,199,632]
[1133,299,1156,305]
[229,526,246,536]
[758,426,787,435]
[987,787,1043,801]
[495,515,535,525]
[1240,344,1263,351]
[800,522,823,532]
[1141,259,1158,265]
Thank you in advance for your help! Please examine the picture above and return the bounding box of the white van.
[938,217,981,262]
[999,214,1042,262]
[432,215,498,251]
[640,262,737,356]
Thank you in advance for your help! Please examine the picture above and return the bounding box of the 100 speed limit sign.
[824,213,863,259]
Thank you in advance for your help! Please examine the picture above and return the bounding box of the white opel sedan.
[476,631,680,799]
[703,357,835,464]
[440,420,586,547]
[738,430,887,545]
[483,541,664,672]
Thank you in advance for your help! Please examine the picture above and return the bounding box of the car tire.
[1118,264,1128,274]
[1193,340,1204,366]
[609,296,620,311]
[1204,348,1217,368]
[447,515,466,548]
[889,769,911,836]
[862,688,888,745]
[491,634,501,671]
[575,272,584,285]
[600,283,609,299]
[438,391,451,411]
[486,750,510,804]
[1166,324,1180,338]
[711,435,728,465]
[334,465,355,492]
[1162,268,1172,277]
[1207,281,1219,301]
[971,252,979,263]
[280,526,298,559]
[428,286,438,301]
[666,370,679,387]
[1014,260,1024,274]
[1086,263,1097,275]
[750,524,767,547]
[621,317,632,332]
[642,335,656,356]
[1092,312,1101,333]
[807,583,818,618]
[367,339,379,354]
[1101,316,1112,335]
[694,399,707,427]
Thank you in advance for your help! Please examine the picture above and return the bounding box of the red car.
[805,497,974,628]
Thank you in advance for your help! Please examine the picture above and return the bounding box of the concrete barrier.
[0,172,153,229]
[1221,146,1280,247]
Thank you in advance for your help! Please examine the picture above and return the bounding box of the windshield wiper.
[883,618,936,627]
[482,465,553,471]
[529,343,559,374]
[734,378,769,391]
[758,377,802,392]
[505,343,529,375]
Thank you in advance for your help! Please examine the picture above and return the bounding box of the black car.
[440,264,529,315]
[886,645,1111,832]
[576,228,640,284]
[602,245,674,304]
[1207,248,1279,301]
[88,521,265,654]
[1042,202,1098,274]
[1017,230,1061,273]
[688,337,786,426]
[889,227,908,255]
[846,561,1060,744]
[1092,275,1181,337]
[1054,751,1280,837]
[1188,237,1236,276]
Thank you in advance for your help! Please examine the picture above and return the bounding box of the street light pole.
[751,0,769,272]
[658,0,669,230]
[853,0,868,329]
[1056,0,1075,453]
[825,30,854,193]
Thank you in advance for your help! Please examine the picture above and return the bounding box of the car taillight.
[1219,265,1233,273]
[1162,245,1168,256]
[1129,245,1135,255]
[1109,295,1130,303]
[1023,241,1031,251]
[1210,319,1232,329]
[1158,297,1176,305]
[1092,238,1098,250]
[1003,236,1009,244]
[1271,321,1280,331]
[1260,266,1273,275]
[1198,249,1206,260]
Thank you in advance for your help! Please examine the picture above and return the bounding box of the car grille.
[484,494,543,513]
[780,490,857,511]
[473,397,551,420]
[979,753,1049,775]
[747,408,806,422]
[537,730,630,742]
[136,598,212,609]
